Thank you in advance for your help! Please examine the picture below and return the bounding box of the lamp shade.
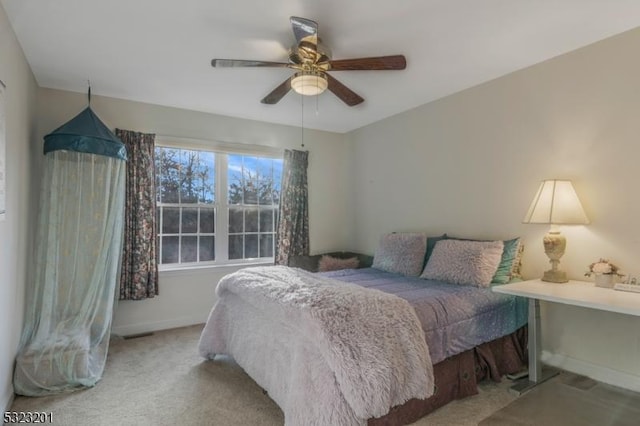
[523,179,589,225]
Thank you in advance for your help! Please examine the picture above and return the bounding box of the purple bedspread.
[320,268,528,364]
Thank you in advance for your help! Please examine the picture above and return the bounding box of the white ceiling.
[3,0,640,133]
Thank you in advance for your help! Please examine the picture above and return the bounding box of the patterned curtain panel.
[115,129,159,300]
[275,149,310,265]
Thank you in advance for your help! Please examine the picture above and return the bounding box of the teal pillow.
[491,237,522,284]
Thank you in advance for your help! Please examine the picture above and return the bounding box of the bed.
[322,267,528,425]
[198,234,528,425]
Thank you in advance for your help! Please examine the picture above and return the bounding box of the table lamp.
[523,179,589,283]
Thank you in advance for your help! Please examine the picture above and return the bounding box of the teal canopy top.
[43,107,127,161]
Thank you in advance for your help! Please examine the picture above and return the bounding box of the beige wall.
[346,27,640,390]
[35,88,352,336]
[0,4,38,411]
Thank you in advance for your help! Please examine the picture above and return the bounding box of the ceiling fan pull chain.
[87,80,91,105]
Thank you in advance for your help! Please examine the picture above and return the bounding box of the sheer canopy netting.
[14,150,126,396]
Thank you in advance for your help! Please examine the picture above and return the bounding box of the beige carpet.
[8,324,587,426]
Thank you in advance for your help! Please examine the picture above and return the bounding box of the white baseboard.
[541,350,640,393]
[111,315,206,337]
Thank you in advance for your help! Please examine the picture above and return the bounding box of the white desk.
[493,279,640,393]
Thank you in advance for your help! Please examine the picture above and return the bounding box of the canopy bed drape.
[14,107,127,396]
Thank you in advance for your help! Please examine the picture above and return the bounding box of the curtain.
[116,129,158,300]
[275,149,309,265]
[14,151,126,395]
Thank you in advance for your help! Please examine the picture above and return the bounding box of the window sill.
[158,260,275,275]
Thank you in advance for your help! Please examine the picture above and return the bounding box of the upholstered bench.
[288,251,373,272]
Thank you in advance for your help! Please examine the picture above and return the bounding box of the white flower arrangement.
[585,258,624,277]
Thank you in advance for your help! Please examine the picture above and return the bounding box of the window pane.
[257,158,274,205]
[260,209,273,232]
[243,156,258,205]
[159,148,180,203]
[180,149,199,204]
[260,234,273,258]
[228,178,243,205]
[199,208,215,233]
[258,179,273,205]
[245,208,258,232]
[229,235,243,260]
[256,157,272,180]
[245,234,258,258]
[162,207,180,234]
[244,181,258,205]
[182,208,198,233]
[228,154,243,204]
[199,236,215,261]
[198,151,215,204]
[229,208,243,233]
[162,236,179,263]
[181,236,198,262]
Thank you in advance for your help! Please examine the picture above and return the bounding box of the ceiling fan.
[211,16,407,106]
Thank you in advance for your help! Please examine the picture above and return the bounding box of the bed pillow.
[318,255,359,272]
[491,237,523,284]
[372,232,427,277]
[510,242,524,279]
[420,239,504,287]
[424,233,448,267]
[447,235,524,284]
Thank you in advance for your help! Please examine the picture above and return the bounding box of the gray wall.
[0,4,38,411]
[346,27,640,390]
[35,88,352,336]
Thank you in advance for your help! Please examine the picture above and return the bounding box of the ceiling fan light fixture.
[291,71,328,96]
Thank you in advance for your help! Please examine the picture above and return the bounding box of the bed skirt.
[368,326,527,426]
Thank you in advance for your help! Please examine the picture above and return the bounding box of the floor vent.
[122,332,154,340]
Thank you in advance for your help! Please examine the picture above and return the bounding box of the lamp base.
[542,269,568,283]
[542,228,569,283]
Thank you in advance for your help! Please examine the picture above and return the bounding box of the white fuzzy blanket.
[198,266,434,425]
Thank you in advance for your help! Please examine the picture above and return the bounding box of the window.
[227,154,281,260]
[155,144,283,267]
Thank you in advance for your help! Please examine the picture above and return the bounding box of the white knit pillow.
[420,239,504,287]
[372,232,427,277]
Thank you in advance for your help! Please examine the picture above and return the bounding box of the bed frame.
[369,326,527,425]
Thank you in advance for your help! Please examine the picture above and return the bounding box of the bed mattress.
[320,267,528,364]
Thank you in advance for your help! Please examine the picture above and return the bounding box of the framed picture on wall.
[0,79,5,221]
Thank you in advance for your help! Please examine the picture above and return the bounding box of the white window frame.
[155,136,283,271]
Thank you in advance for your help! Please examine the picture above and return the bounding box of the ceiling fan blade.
[328,55,406,71]
[326,74,364,106]
[261,76,293,104]
[290,16,318,47]
[212,59,291,68]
